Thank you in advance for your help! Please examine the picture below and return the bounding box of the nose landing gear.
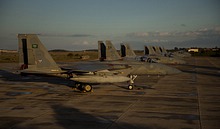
[128,75,137,90]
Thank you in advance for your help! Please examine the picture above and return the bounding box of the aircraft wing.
[59,61,130,74]
[60,62,110,73]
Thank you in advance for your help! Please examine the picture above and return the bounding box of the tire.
[128,85,133,90]
[83,84,93,92]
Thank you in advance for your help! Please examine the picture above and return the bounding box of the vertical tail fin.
[155,46,162,55]
[159,46,163,53]
[120,43,136,57]
[121,44,126,57]
[152,46,156,53]
[144,46,149,55]
[105,40,121,60]
[161,46,168,54]
[160,46,168,56]
[18,34,62,73]
[145,46,156,55]
[98,41,106,61]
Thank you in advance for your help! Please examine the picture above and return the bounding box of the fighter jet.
[18,34,132,92]
[98,41,182,89]
[154,46,191,58]
[154,46,167,56]
[144,46,186,64]
[172,51,191,58]
[169,50,191,58]
[120,43,153,62]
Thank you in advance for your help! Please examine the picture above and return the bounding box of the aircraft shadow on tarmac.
[180,64,220,71]
[171,64,220,77]
[11,104,169,129]
[0,70,129,92]
[182,69,220,77]
[114,83,155,90]
[50,104,168,129]
[0,69,75,88]
[0,69,161,93]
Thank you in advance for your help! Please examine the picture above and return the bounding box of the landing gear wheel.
[128,74,137,90]
[128,85,133,90]
[75,84,83,91]
[83,84,93,92]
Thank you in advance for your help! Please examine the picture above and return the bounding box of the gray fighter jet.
[154,46,167,56]
[144,46,186,64]
[154,46,191,58]
[18,34,132,92]
[98,41,182,89]
[120,43,152,62]
[172,50,191,58]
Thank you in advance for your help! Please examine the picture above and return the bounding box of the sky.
[1,0,220,50]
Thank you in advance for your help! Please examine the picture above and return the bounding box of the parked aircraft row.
[146,45,190,59]
[17,34,188,92]
[98,41,189,65]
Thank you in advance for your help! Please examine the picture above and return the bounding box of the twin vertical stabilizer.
[18,34,62,74]
[120,43,136,57]
[98,40,121,61]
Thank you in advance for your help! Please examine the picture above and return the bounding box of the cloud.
[126,31,175,37]
[158,32,170,36]
[126,26,220,38]
[38,33,93,37]
[196,27,220,37]
[181,24,186,27]
[70,34,92,37]
[144,39,168,43]
[126,32,149,37]
[71,39,97,46]
[82,41,89,45]
[123,26,220,49]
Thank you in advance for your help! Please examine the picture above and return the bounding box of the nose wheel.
[128,85,134,90]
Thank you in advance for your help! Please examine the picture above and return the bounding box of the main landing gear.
[67,74,93,92]
[76,83,93,92]
[128,75,137,90]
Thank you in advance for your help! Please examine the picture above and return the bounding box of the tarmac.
[0,57,219,129]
